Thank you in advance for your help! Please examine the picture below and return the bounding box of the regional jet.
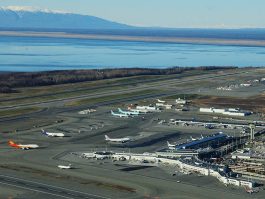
[8,140,39,150]
[129,108,148,114]
[157,99,166,103]
[118,108,139,116]
[105,135,130,143]
[190,136,198,141]
[41,129,65,137]
[111,110,129,118]
[167,141,176,150]
[194,162,202,166]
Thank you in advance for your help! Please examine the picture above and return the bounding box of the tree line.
[0,66,235,93]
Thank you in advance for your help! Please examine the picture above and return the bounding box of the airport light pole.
[249,124,255,142]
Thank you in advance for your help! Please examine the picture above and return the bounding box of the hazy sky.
[0,0,265,28]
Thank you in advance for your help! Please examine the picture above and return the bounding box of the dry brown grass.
[193,94,265,113]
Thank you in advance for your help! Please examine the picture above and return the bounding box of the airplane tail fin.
[8,140,15,145]
[111,110,114,114]
[167,141,171,147]
[191,136,197,140]
[118,108,122,112]
[105,135,110,140]
[8,140,19,148]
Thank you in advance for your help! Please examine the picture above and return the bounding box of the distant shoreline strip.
[1,31,265,47]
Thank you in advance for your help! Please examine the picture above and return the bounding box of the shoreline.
[1,30,265,47]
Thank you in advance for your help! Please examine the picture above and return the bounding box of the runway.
[0,174,111,199]
[0,69,247,110]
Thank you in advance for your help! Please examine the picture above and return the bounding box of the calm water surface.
[0,36,265,71]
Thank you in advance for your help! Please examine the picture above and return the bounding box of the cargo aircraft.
[8,140,39,150]
[41,129,65,137]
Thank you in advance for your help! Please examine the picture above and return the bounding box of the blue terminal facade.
[176,133,228,150]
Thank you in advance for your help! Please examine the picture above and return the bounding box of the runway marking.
[0,174,111,199]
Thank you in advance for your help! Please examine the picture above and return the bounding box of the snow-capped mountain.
[0,6,132,29]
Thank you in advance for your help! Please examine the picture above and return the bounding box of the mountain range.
[0,6,132,29]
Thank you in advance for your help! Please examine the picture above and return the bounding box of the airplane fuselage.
[105,135,130,143]
[111,110,129,118]
[106,138,130,143]
[46,133,65,137]
[58,165,72,169]
[118,108,139,116]
[8,141,39,150]
[42,130,65,137]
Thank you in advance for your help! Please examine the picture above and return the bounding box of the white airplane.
[194,162,202,166]
[167,141,176,150]
[8,140,39,150]
[118,108,139,116]
[105,135,130,143]
[58,164,72,169]
[41,129,65,137]
[190,136,198,141]
[111,110,129,118]
[129,108,148,114]
[157,99,166,103]
[78,109,96,114]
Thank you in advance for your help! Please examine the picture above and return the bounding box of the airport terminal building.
[176,133,228,150]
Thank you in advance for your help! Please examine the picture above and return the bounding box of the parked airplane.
[111,110,129,118]
[167,141,176,150]
[129,108,148,114]
[194,161,202,166]
[190,136,197,141]
[58,164,72,169]
[105,135,130,143]
[8,140,39,150]
[41,129,65,137]
[157,99,165,103]
[118,108,139,116]
[205,124,214,129]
